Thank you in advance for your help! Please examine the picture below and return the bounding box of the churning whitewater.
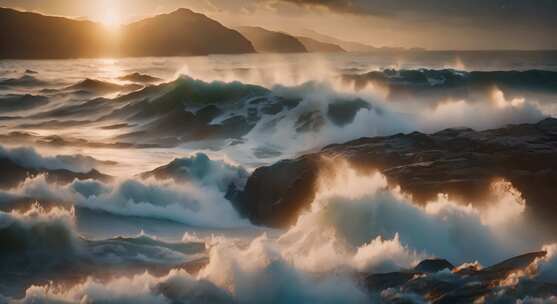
[1,52,557,303]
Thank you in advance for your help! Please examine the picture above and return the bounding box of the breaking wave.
[1,152,250,228]
[0,204,206,298]
[2,56,557,303]
[0,144,112,173]
[4,159,557,303]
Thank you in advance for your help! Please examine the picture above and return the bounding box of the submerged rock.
[414,259,455,273]
[0,157,112,189]
[118,72,162,84]
[364,251,551,304]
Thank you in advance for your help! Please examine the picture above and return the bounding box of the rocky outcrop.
[414,259,455,273]
[231,156,321,227]
[118,73,162,84]
[231,118,557,228]
[364,251,552,303]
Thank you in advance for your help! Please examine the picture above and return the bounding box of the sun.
[100,10,121,30]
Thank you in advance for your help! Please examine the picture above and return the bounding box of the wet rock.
[234,118,557,228]
[327,98,371,126]
[364,251,550,304]
[0,157,112,189]
[118,72,162,83]
[414,259,455,273]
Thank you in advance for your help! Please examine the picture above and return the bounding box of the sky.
[1,0,556,50]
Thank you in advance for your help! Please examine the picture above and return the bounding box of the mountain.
[230,118,557,228]
[121,9,255,56]
[296,36,345,53]
[293,28,378,52]
[234,26,308,53]
[292,28,425,53]
[0,7,111,59]
[0,7,255,59]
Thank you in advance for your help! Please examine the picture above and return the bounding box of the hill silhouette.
[121,8,255,56]
[0,7,255,59]
[234,26,308,53]
[296,36,345,53]
[0,8,111,59]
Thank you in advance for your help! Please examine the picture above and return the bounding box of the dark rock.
[472,251,547,283]
[234,118,557,228]
[326,98,371,126]
[414,259,455,273]
[365,272,416,291]
[0,157,112,189]
[232,156,321,227]
[118,72,162,83]
[362,251,550,304]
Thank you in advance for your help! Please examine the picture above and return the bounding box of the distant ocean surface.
[2,51,557,87]
[1,51,557,172]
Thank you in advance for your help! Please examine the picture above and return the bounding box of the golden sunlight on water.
[0,2,556,302]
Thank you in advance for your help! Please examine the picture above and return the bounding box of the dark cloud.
[1,0,555,49]
[278,0,557,28]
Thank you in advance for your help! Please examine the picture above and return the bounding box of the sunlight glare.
[98,0,122,30]
[101,11,121,29]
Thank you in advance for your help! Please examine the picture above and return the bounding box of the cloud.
[277,0,557,28]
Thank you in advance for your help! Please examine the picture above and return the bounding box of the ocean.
[1,51,557,302]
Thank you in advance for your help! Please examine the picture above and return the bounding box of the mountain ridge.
[0,7,256,58]
[0,7,352,59]
[234,26,308,53]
